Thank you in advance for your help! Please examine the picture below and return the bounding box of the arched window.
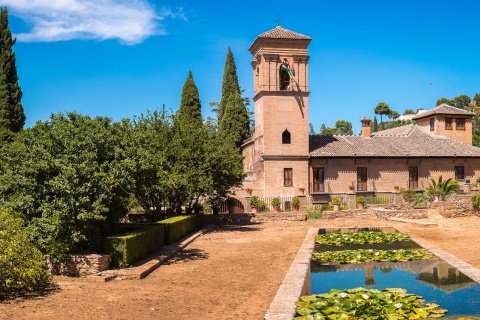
[282,129,291,144]
[279,65,290,90]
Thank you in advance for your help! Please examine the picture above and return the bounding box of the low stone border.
[203,212,307,225]
[322,210,376,220]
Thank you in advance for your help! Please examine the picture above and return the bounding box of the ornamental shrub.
[159,214,203,244]
[0,210,51,295]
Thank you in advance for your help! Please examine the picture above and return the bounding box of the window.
[430,118,435,131]
[445,118,452,130]
[456,118,465,130]
[284,168,292,187]
[282,129,291,144]
[455,166,465,180]
[357,167,367,191]
[409,166,418,189]
[313,167,324,192]
[279,63,291,90]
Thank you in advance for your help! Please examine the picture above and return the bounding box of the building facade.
[240,26,480,204]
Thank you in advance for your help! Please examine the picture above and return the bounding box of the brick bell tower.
[241,26,311,198]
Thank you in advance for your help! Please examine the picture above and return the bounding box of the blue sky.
[4,0,480,133]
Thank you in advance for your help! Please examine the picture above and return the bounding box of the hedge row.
[159,214,204,244]
[104,215,204,267]
[105,223,165,268]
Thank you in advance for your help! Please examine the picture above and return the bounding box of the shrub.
[159,214,203,244]
[105,223,165,268]
[271,197,281,207]
[472,193,480,209]
[356,196,366,205]
[291,196,300,208]
[0,210,51,295]
[249,196,260,207]
[331,197,340,205]
[307,211,323,219]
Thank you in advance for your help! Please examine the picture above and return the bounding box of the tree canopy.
[0,7,25,141]
[374,102,390,123]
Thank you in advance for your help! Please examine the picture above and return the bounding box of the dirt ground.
[2,213,480,320]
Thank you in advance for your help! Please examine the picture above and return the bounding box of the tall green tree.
[453,94,471,109]
[334,120,353,135]
[403,109,415,115]
[372,116,379,132]
[178,71,202,126]
[436,97,454,106]
[374,102,390,123]
[388,110,400,120]
[309,123,316,135]
[473,93,480,106]
[218,47,241,123]
[0,7,25,140]
[218,91,250,149]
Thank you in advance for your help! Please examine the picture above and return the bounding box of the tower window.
[279,63,291,90]
[456,118,465,130]
[282,129,291,144]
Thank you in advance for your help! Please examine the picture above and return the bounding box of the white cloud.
[3,0,185,45]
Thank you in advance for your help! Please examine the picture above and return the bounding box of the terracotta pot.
[299,189,305,195]
[246,189,252,196]
[273,205,280,212]
[293,206,299,212]
[357,203,365,210]
[251,206,258,214]
[333,204,340,212]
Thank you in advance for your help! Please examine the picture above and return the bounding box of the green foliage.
[218,47,241,123]
[374,102,390,123]
[400,188,417,201]
[307,210,323,219]
[159,214,203,244]
[319,120,353,136]
[295,288,448,319]
[0,7,25,141]
[0,112,134,257]
[249,196,260,207]
[178,71,202,126]
[355,196,366,205]
[308,123,316,135]
[271,197,281,207]
[413,192,431,206]
[315,231,411,246]
[437,97,455,106]
[218,90,250,149]
[426,175,459,200]
[453,94,471,109]
[387,109,400,119]
[331,197,340,205]
[312,248,436,264]
[403,108,415,115]
[105,223,165,268]
[472,193,480,209]
[372,116,378,132]
[291,196,300,208]
[0,210,51,294]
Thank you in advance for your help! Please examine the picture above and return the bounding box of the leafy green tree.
[0,112,133,257]
[0,210,51,295]
[388,110,400,119]
[404,109,415,115]
[374,102,390,123]
[218,91,250,149]
[473,93,480,106]
[372,116,379,132]
[218,47,241,123]
[436,97,454,106]
[416,108,424,113]
[453,94,471,109]
[319,124,336,135]
[334,120,353,135]
[426,176,459,200]
[0,7,25,141]
[178,71,202,126]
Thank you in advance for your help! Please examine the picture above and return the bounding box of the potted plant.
[394,185,400,192]
[356,196,366,210]
[226,197,236,214]
[271,197,281,212]
[291,196,300,212]
[348,185,355,191]
[400,188,416,203]
[249,196,260,214]
[245,188,253,196]
[299,187,305,195]
[331,197,340,211]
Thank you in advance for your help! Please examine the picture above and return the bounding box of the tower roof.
[257,26,311,40]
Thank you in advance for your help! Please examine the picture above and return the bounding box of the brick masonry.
[434,194,480,218]
[47,254,110,277]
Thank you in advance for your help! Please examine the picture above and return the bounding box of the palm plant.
[426,176,459,200]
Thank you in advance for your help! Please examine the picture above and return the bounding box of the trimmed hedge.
[159,214,203,244]
[105,223,164,268]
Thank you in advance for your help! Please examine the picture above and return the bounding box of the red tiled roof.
[309,124,480,158]
[256,26,311,40]
[412,104,475,120]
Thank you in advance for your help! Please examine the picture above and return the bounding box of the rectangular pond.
[311,229,480,317]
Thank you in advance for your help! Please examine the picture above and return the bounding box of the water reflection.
[311,260,480,316]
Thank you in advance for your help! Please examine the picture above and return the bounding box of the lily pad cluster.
[315,231,411,246]
[295,288,448,319]
[312,249,437,264]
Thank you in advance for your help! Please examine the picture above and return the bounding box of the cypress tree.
[219,91,250,149]
[0,7,25,140]
[218,47,241,123]
[178,71,202,126]
[372,116,379,132]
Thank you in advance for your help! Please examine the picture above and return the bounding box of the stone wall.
[434,194,480,218]
[322,210,376,220]
[47,254,110,277]
[371,208,428,219]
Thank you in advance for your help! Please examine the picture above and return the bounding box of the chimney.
[360,117,371,138]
